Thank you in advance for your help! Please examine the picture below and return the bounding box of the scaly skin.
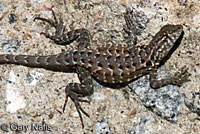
[0,8,190,128]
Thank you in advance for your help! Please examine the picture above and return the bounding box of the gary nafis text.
[0,122,51,132]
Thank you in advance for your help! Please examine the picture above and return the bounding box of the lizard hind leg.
[34,7,91,47]
[63,66,94,128]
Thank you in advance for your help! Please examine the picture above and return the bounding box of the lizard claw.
[63,86,90,128]
[34,7,73,45]
[34,7,61,28]
[173,66,191,86]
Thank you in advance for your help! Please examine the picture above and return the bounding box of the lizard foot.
[172,66,191,86]
[34,7,79,45]
[63,83,90,128]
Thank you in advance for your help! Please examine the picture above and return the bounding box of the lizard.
[0,8,190,128]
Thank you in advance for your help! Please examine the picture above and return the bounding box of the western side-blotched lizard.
[0,8,190,128]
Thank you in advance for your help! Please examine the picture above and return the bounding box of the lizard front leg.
[63,66,94,128]
[150,66,191,89]
[34,8,90,48]
[123,8,137,48]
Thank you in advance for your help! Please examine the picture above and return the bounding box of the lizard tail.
[0,51,77,72]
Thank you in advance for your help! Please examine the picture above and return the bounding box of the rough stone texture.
[95,118,111,134]
[129,66,182,123]
[128,115,156,134]
[0,38,21,53]
[0,0,199,134]
[184,88,200,116]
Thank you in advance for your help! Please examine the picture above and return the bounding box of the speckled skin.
[0,8,190,128]
[0,25,184,83]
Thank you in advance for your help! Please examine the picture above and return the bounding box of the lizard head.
[150,24,184,63]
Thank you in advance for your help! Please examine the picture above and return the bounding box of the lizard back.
[68,24,184,84]
[0,24,183,84]
[64,44,154,84]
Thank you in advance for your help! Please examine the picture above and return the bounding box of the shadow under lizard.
[0,8,190,128]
